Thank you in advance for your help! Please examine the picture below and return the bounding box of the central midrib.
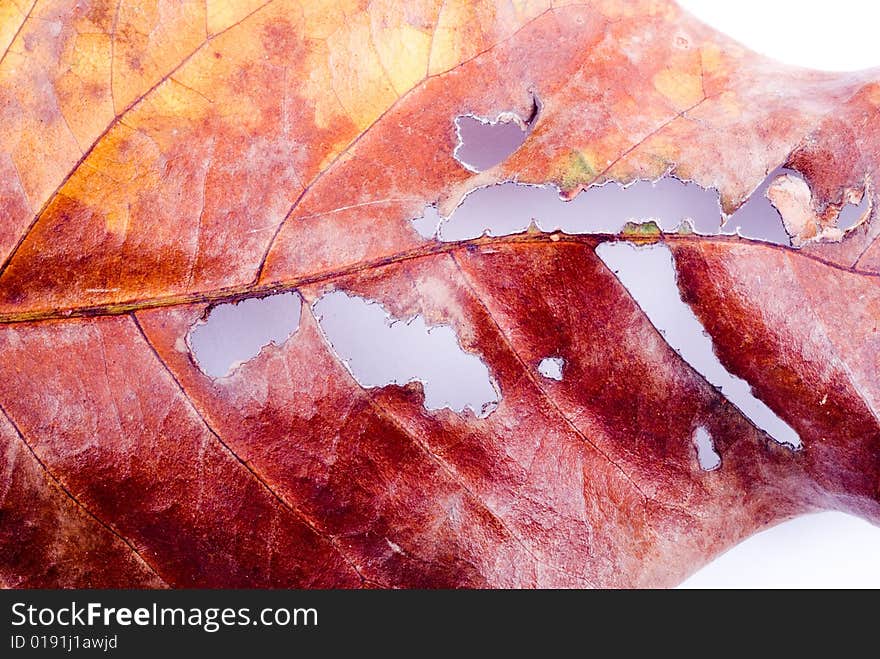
[0,231,872,324]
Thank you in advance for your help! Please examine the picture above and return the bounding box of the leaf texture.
[0,0,878,588]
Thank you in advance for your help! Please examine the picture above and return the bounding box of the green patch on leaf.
[621,220,662,237]
[559,150,597,190]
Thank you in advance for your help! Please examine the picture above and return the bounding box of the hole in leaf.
[595,241,802,450]
[410,204,444,239]
[434,177,724,241]
[419,171,801,245]
[693,426,721,471]
[188,292,302,378]
[453,97,539,173]
[837,192,870,232]
[537,356,565,381]
[720,166,796,245]
[454,115,529,172]
[313,291,500,417]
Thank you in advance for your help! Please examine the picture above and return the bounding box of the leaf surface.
[0,0,878,587]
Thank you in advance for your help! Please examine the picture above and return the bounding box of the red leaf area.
[0,0,877,587]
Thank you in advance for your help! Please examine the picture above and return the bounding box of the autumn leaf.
[0,0,878,588]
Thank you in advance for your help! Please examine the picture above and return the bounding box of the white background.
[678,0,880,71]
[676,0,880,588]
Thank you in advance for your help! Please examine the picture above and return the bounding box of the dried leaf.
[0,0,877,588]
